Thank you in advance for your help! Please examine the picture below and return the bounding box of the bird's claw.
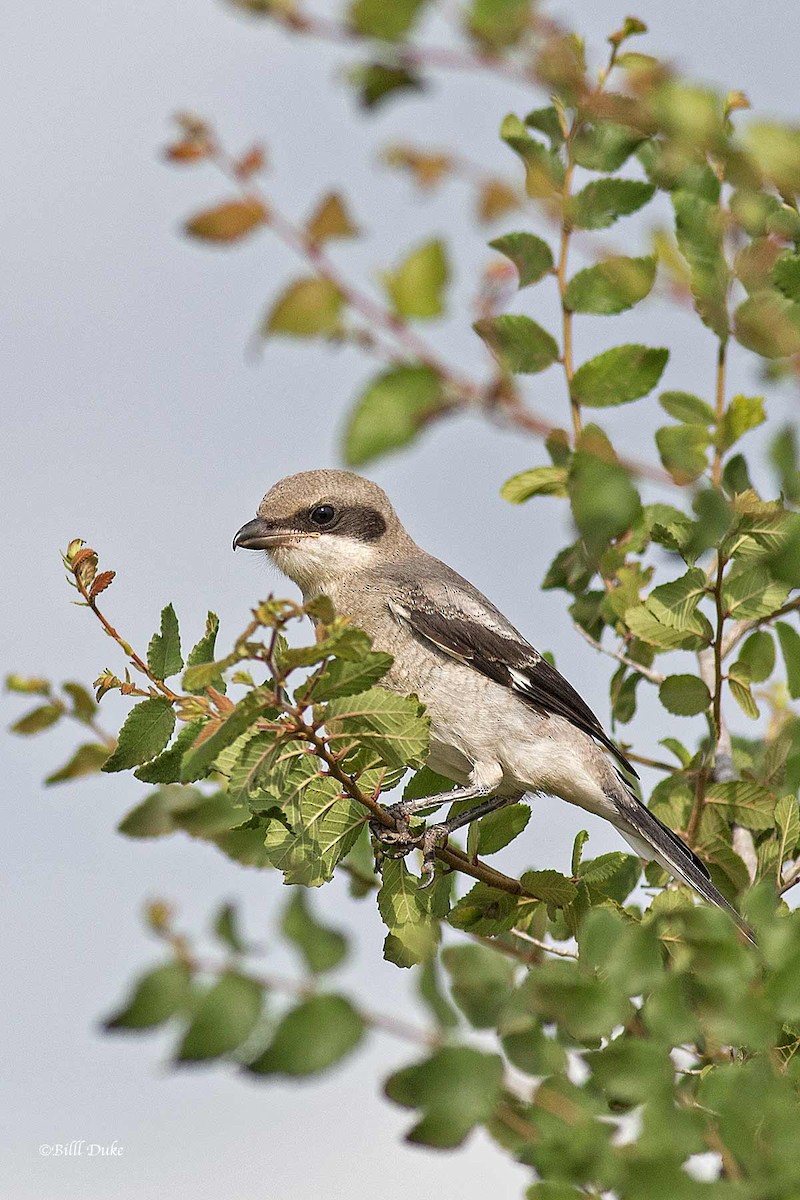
[369,804,449,886]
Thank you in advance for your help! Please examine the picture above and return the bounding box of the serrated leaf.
[308,651,394,701]
[658,674,711,716]
[776,795,800,866]
[489,232,553,287]
[473,314,559,374]
[180,689,275,782]
[281,891,348,974]
[134,719,206,784]
[45,741,110,785]
[500,466,568,503]
[185,612,223,694]
[772,252,800,303]
[723,565,789,620]
[263,766,365,887]
[325,687,429,769]
[103,961,191,1031]
[571,344,668,407]
[247,994,364,1076]
[447,882,519,935]
[564,255,655,315]
[102,699,175,773]
[717,395,766,452]
[777,622,800,698]
[176,971,263,1062]
[147,604,183,680]
[377,858,443,965]
[568,178,654,230]
[383,238,449,319]
[264,278,343,337]
[520,868,577,906]
[476,802,530,854]
[578,852,640,902]
[500,113,564,198]
[672,190,729,338]
[705,780,775,829]
[185,198,266,243]
[343,364,444,467]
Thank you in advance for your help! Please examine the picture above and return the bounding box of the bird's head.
[233,469,416,596]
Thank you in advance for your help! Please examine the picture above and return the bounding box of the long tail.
[610,780,756,946]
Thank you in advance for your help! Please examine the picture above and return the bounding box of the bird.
[233,468,753,941]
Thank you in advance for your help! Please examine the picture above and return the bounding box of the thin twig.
[509,928,578,959]
[574,623,666,685]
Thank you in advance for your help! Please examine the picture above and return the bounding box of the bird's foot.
[369,801,449,884]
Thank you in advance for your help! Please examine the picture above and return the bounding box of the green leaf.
[489,232,554,287]
[738,629,776,684]
[417,959,459,1029]
[705,780,776,830]
[578,852,641,902]
[658,391,715,424]
[772,252,800,303]
[264,278,343,337]
[655,423,710,484]
[717,395,766,451]
[572,120,643,171]
[185,613,224,695]
[281,891,348,974]
[385,1046,503,1147]
[734,291,800,358]
[5,673,50,695]
[247,994,364,1076]
[349,62,424,110]
[383,238,449,319]
[723,565,789,620]
[10,703,62,735]
[308,651,394,701]
[571,345,668,407]
[102,698,175,773]
[477,802,530,854]
[325,686,429,769]
[500,466,568,503]
[568,178,654,229]
[473,314,559,374]
[468,0,529,48]
[176,971,263,1062]
[147,604,183,679]
[658,674,712,716]
[343,364,444,467]
[746,121,800,195]
[45,742,109,785]
[520,868,578,906]
[776,795,800,866]
[500,113,564,198]
[569,425,641,561]
[768,513,800,587]
[524,105,565,147]
[62,681,97,722]
[447,882,519,935]
[777,622,800,698]
[728,671,759,719]
[564,255,656,315]
[134,719,206,784]
[103,962,191,1031]
[571,829,590,876]
[349,0,427,40]
[521,958,632,1040]
[441,944,515,1027]
[672,190,729,339]
[377,858,444,966]
[212,902,248,955]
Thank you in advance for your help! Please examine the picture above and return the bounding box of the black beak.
[232,517,286,551]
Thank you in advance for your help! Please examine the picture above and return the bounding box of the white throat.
[269,535,379,599]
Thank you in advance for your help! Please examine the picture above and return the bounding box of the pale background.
[2,2,798,1197]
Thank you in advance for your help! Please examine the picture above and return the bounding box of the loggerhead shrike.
[234,468,751,939]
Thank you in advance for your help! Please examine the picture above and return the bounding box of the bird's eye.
[309,504,336,527]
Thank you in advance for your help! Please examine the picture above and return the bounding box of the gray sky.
[2,2,799,1197]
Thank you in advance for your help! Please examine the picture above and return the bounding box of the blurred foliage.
[10,2,800,1194]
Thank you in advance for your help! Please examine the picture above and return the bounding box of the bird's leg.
[369,782,492,863]
[418,794,515,887]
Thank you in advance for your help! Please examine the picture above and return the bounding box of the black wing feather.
[398,601,638,779]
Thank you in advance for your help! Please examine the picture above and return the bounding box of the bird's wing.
[387,571,637,779]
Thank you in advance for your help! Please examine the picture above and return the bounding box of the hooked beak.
[232,517,317,551]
